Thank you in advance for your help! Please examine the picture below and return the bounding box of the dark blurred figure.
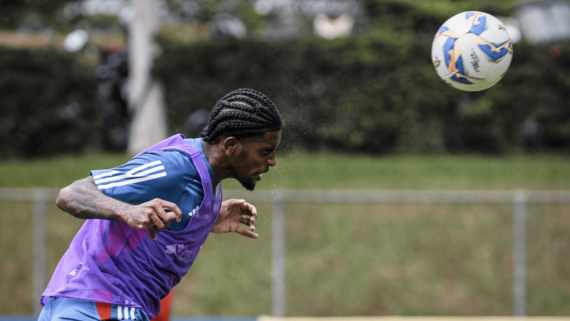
[523,120,543,147]
[185,108,209,138]
[94,50,130,151]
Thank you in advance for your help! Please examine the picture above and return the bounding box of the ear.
[221,137,242,156]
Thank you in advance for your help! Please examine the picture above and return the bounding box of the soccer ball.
[431,11,513,91]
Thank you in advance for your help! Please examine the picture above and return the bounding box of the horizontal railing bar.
[0,188,60,201]
[3,189,570,204]
[225,190,570,204]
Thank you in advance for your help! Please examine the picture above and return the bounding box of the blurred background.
[1,0,570,319]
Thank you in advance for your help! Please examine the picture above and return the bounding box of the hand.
[121,198,183,240]
[212,199,258,239]
[56,177,182,240]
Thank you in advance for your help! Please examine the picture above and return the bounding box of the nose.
[268,153,277,167]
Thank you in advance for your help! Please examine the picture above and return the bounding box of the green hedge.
[1,30,569,158]
[154,36,570,154]
[0,47,98,159]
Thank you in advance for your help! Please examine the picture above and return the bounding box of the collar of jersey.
[184,138,218,186]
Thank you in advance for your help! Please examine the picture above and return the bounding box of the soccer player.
[39,88,283,321]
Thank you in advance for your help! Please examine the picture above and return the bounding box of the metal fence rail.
[2,188,570,317]
[227,189,570,317]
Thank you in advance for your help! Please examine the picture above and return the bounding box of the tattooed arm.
[56,176,183,240]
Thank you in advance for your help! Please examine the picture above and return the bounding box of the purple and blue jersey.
[41,135,223,320]
[90,138,217,231]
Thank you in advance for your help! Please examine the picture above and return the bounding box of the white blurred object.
[498,17,522,44]
[505,25,522,44]
[515,0,570,43]
[254,0,361,17]
[128,0,167,155]
[255,0,273,15]
[81,0,128,16]
[118,6,134,24]
[219,18,246,38]
[313,13,354,39]
[63,29,88,52]
[210,13,247,39]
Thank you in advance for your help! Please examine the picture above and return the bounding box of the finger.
[158,200,183,223]
[235,226,259,239]
[240,201,257,218]
[240,217,255,231]
[150,213,166,232]
[241,204,257,226]
[250,209,257,224]
[156,208,176,229]
[229,199,246,211]
[240,217,253,227]
[146,226,157,240]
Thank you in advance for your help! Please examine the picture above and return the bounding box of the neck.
[202,140,232,183]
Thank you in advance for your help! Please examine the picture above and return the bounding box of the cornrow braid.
[200,88,283,144]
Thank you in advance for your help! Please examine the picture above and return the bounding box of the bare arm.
[56,176,183,240]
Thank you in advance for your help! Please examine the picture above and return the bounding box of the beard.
[229,163,257,191]
[237,176,257,191]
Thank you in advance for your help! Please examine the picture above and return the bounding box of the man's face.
[230,131,282,191]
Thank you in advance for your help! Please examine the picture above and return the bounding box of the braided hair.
[200,88,283,144]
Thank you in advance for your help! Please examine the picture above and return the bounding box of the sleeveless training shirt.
[41,134,222,319]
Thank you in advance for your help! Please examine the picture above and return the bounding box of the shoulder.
[127,150,197,177]
[91,150,200,194]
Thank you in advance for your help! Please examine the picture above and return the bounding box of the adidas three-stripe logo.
[117,305,136,320]
[94,161,167,190]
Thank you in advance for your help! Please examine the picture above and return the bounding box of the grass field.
[0,152,569,316]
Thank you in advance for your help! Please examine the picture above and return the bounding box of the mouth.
[253,169,269,181]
